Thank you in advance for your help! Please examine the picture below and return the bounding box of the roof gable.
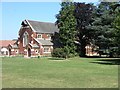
[26,20,59,33]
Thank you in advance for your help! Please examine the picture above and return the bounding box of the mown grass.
[1,57,119,88]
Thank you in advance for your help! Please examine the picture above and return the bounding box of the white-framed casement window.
[37,34,42,39]
[43,47,50,53]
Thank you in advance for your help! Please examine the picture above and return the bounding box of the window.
[16,50,18,53]
[23,32,29,47]
[37,34,42,39]
[44,47,50,52]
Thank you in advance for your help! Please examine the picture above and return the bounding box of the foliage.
[52,48,65,58]
[53,2,120,58]
[88,2,119,57]
[74,3,94,57]
[113,5,120,55]
[52,47,78,59]
[53,2,77,58]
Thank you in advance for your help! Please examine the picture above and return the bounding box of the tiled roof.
[35,38,53,46]
[29,43,39,48]
[27,20,59,33]
[0,40,16,47]
[11,44,18,49]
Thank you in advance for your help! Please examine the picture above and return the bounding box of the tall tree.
[88,2,118,56]
[113,3,120,55]
[52,2,77,58]
[74,3,94,57]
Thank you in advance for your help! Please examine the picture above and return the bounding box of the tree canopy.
[52,1,120,58]
[52,2,77,58]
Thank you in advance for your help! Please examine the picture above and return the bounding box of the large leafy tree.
[52,2,77,58]
[74,3,94,57]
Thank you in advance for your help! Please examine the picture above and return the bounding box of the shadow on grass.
[48,57,65,60]
[90,58,120,65]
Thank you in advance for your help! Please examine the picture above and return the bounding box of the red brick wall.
[36,33,51,39]
[18,27,34,54]
[11,49,19,56]
[18,26,53,56]
[42,34,47,39]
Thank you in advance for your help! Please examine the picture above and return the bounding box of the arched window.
[23,32,29,47]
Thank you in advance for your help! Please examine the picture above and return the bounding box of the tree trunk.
[80,40,86,57]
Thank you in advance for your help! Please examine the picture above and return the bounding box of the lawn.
[1,57,119,88]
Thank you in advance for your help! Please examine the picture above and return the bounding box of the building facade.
[0,40,17,56]
[1,19,98,57]
[9,19,59,57]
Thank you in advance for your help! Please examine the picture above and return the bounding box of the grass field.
[1,57,119,88]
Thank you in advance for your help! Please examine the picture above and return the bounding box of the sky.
[1,1,99,40]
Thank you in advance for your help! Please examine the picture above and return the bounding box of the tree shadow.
[48,57,65,60]
[90,58,120,65]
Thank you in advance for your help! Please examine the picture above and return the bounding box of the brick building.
[4,19,98,57]
[0,40,17,56]
[8,19,59,57]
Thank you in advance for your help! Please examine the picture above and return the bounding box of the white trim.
[15,50,18,53]
[27,48,28,57]
[41,46,43,48]
[35,49,38,53]
[31,41,33,44]
[31,34,33,37]
[31,49,34,51]
[23,31,29,47]
[25,19,37,32]
[11,49,14,51]
[43,47,50,53]
[23,35,25,47]
[51,46,53,49]
[24,49,27,51]
[46,34,51,40]
[34,38,42,45]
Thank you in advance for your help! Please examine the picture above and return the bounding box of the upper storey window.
[23,32,29,47]
[37,34,42,39]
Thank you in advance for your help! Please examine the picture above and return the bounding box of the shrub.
[52,47,78,59]
[52,48,69,59]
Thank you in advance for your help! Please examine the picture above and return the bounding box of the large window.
[23,32,29,47]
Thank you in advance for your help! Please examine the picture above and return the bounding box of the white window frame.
[37,34,42,39]
[35,50,39,53]
[43,47,51,53]
[15,50,18,53]
[23,31,29,47]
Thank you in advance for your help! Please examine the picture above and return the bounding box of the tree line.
[52,1,120,58]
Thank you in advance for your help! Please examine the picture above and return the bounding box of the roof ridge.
[27,19,55,24]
